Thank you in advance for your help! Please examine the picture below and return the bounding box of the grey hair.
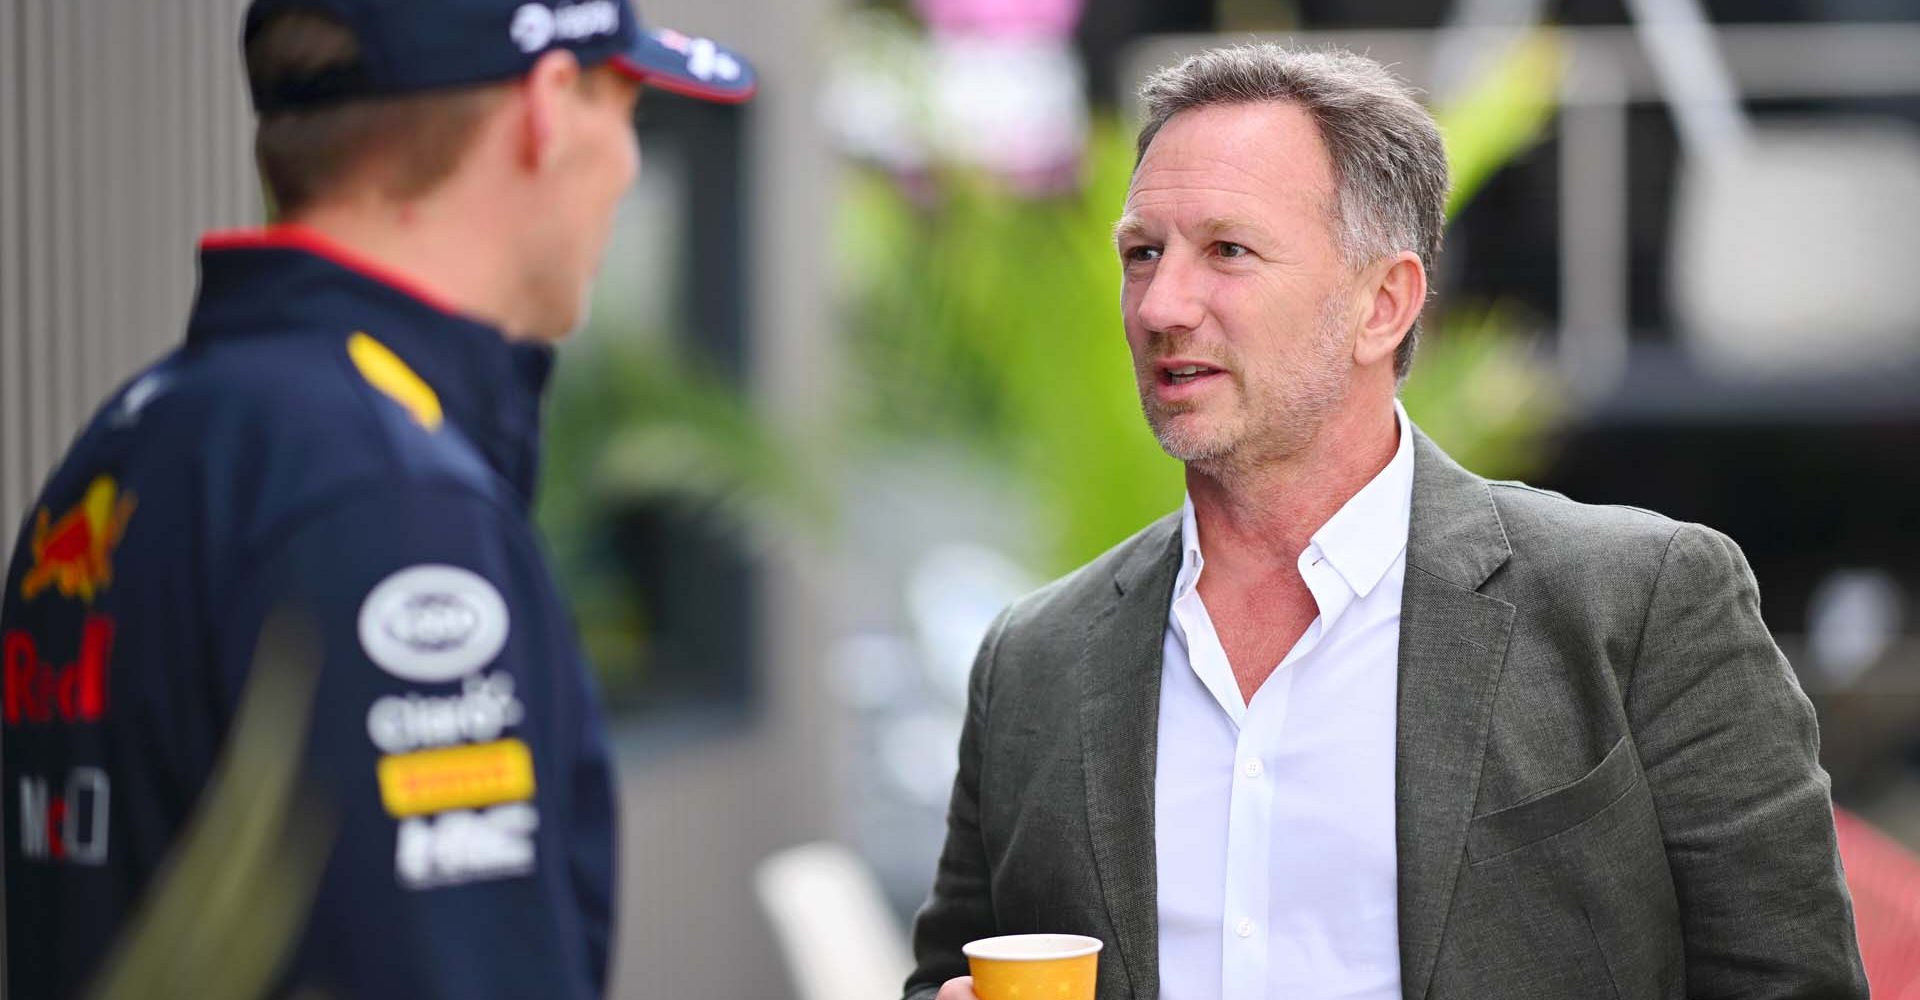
[1136,45,1450,379]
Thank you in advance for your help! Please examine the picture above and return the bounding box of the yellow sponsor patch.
[377,739,534,818]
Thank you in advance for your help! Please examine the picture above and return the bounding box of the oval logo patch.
[358,565,510,683]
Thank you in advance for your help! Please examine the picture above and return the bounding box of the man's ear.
[1354,251,1426,369]
[517,49,584,173]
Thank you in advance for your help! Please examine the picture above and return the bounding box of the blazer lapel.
[1396,431,1517,1000]
[1080,516,1182,1000]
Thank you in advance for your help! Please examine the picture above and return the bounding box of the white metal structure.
[756,841,916,1000]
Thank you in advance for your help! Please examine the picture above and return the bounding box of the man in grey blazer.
[905,44,1866,1000]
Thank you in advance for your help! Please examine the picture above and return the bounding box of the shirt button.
[1243,758,1264,779]
[1236,918,1256,938]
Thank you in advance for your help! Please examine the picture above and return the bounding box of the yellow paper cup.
[963,933,1102,1000]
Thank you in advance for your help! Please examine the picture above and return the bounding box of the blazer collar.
[1394,426,1516,1000]
[1405,427,1512,590]
[1084,513,1181,998]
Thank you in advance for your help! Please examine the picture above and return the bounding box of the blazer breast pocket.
[1467,736,1643,864]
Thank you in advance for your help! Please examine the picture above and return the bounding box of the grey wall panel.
[51,0,78,451]
[21,0,52,520]
[0,0,257,566]
[2,0,23,530]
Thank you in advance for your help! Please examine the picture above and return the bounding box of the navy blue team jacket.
[1,226,617,998]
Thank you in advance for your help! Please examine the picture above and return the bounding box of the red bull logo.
[19,476,136,604]
[3,615,114,725]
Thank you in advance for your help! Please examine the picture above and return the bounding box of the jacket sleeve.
[1625,524,1867,999]
[215,480,615,1000]
[903,609,1010,1000]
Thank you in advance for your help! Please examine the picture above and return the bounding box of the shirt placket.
[1220,658,1293,996]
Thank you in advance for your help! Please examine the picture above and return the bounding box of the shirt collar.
[1175,495,1205,601]
[1312,399,1415,599]
[186,225,555,504]
[1175,400,1415,602]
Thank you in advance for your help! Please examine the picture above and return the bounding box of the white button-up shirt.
[1154,403,1414,1000]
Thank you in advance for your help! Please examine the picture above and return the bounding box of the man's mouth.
[1161,363,1224,386]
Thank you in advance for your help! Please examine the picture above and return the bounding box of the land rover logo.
[359,565,510,683]
[387,593,481,653]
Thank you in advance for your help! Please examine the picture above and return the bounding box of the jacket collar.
[187,225,555,503]
[1404,428,1511,590]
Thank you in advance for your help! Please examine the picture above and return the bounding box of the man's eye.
[1217,242,1250,259]
[1124,246,1162,264]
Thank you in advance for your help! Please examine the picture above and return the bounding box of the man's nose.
[1133,253,1206,335]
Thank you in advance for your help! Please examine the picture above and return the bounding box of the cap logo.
[510,4,555,52]
[511,1,621,54]
[687,38,741,83]
[654,29,743,83]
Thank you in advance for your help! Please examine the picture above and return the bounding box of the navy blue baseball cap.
[244,0,757,112]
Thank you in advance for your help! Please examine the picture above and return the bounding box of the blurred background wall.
[0,0,256,553]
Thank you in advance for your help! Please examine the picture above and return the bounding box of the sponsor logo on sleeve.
[17,768,110,866]
[366,671,525,755]
[396,803,538,889]
[20,477,136,604]
[357,565,510,684]
[3,615,114,725]
[377,738,535,818]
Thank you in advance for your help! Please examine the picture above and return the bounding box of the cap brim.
[611,28,756,104]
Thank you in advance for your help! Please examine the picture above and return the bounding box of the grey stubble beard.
[1136,296,1353,483]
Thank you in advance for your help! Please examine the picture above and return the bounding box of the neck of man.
[287,189,540,341]
[1185,383,1401,586]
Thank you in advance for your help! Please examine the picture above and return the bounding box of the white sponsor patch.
[366,671,526,755]
[18,768,111,866]
[510,1,619,54]
[396,803,539,889]
[358,565,509,684]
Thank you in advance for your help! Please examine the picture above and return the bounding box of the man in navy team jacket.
[0,1,755,996]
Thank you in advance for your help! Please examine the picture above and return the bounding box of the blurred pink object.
[913,0,1083,39]
[1834,807,1920,999]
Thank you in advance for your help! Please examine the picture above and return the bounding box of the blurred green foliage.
[1439,32,1566,218]
[1401,306,1566,480]
[838,123,1185,571]
[538,332,832,695]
